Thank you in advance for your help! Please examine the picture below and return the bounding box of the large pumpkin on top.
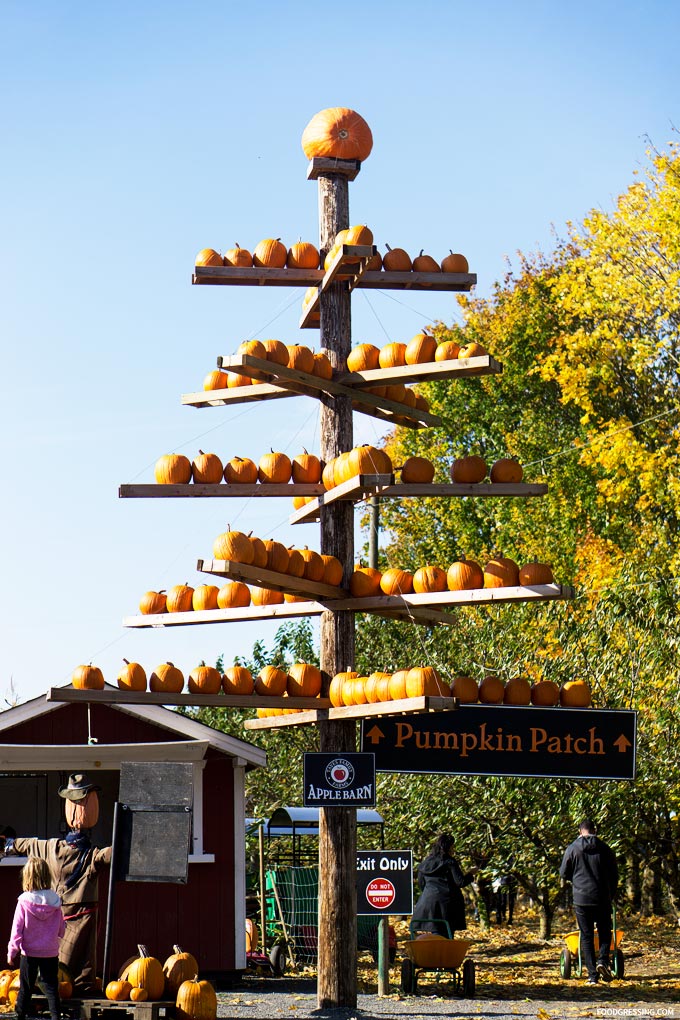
[301,107,373,162]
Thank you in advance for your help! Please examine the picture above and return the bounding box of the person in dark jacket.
[560,818,618,984]
[413,833,474,938]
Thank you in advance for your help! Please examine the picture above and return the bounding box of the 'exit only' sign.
[361,706,636,780]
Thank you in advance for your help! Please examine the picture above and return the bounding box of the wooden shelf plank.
[123,584,574,631]
[289,476,549,523]
[124,602,326,628]
[307,157,362,180]
[298,244,376,328]
[189,353,440,429]
[196,559,349,600]
[46,688,331,709]
[193,266,476,292]
[119,483,325,499]
[244,695,460,730]
[336,355,503,386]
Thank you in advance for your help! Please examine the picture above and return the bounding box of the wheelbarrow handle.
[409,916,453,939]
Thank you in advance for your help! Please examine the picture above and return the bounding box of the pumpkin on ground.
[106,980,132,1001]
[163,946,198,998]
[121,946,165,1001]
[154,454,192,485]
[130,988,148,1002]
[176,978,218,1020]
[301,107,373,162]
[72,664,105,690]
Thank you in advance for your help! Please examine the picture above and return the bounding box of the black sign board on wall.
[115,761,193,883]
[361,706,637,780]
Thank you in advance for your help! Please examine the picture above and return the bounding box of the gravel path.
[217,976,680,1020]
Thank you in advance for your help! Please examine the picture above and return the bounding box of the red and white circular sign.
[366,877,396,909]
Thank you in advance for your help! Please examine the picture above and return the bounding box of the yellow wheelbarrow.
[560,905,625,979]
[400,918,475,996]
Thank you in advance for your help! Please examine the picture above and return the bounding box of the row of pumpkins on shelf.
[323,669,592,711]
[195,229,468,276]
[71,659,325,697]
[153,445,523,490]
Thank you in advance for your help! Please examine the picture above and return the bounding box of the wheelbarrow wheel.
[614,948,624,979]
[462,957,476,997]
[560,948,572,979]
[400,957,415,994]
[269,942,288,977]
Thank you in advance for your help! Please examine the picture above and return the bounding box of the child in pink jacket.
[7,857,65,1020]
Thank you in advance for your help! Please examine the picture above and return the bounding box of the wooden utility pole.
[316,168,358,1008]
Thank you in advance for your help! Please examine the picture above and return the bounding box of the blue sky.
[2,1,679,704]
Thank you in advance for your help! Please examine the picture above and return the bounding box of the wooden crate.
[78,999,175,1020]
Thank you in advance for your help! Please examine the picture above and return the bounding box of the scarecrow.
[0,773,111,994]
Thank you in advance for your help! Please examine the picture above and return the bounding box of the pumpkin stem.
[385,244,393,252]
[138,944,149,957]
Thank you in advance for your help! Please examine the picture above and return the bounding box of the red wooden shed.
[0,689,266,983]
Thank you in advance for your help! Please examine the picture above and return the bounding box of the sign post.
[361,706,637,779]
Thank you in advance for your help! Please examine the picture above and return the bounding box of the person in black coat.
[560,818,618,985]
[412,833,474,938]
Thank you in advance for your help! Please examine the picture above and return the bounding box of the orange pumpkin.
[192,585,219,612]
[531,680,560,706]
[263,539,289,574]
[217,581,251,609]
[262,339,289,365]
[154,453,192,485]
[405,332,437,364]
[223,456,258,485]
[130,988,148,1002]
[106,980,132,1001]
[405,666,444,698]
[451,675,478,703]
[447,557,484,591]
[222,666,255,695]
[255,666,288,696]
[258,449,292,484]
[347,344,380,372]
[301,107,373,162]
[251,587,284,606]
[435,340,461,361]
[292,449,321,484]
[299,547,324,582]
[459,341,488,360]
[441,252,469,273]
[287,663,322,698]
[343,224,374,246]
[560,680,592,708]
[378,342,407,368]
[253,238,287,268]
[203,370,229,391]
[321,554,344,586]
[382,245,412,271]
[484,556,520,588]
[387,669,409,701]
[286,547,306,578]
[380,568,414,595]
[312,352,333,379]
[490,458,524,483]
[117,659,147,692]
[191,450,223,485]
[72,664,105,690]
[329,672,358,707]
[149,662,184,694]
[213,528,254,564]
[287,240,320,269]
[227,370,255,388]
[450,455,488,484]
[166,583,195,613]
[519,559,555,585]
[478,674,505,704]
[224,244,252,267]
[413,565,447,593]
[504,676,532,705]
[400,456,435,484]
[350,566,382,597]
[162,946,198,998]
[250,535,268,568]
[139,590,167,615]
[412,251,441,273]
[188,664,222,695]
[121,946,165,1001]
[195,249,223,267]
